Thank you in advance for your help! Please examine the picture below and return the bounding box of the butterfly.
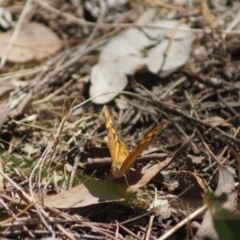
[104,106,166,178]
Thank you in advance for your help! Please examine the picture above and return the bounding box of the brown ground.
[0,1,239,239]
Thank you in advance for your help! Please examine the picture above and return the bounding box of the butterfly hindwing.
[104,106,166,178]
[117,120,166,177]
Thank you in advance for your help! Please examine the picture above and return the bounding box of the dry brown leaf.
[43,162,170,209]
[126,162,170,193]
[44,178,126,209]
[194,165,237,240]
[0,22,63,63]
[126,138,191,192]
[203,116,232,127]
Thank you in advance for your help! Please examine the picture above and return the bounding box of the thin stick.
[145,214,154,240]
[157,205,207,240]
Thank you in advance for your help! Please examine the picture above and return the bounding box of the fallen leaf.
[149,190,171,220]
[194,165,237,240]
[0,22,63,63]
[126,138,191,192]
[21,143,39,156]
[187,154,205,165]
[44,178,126,208]
[126,162,171,193]
[45,138,191,208]
[203,116,232,127]
[90,20,194,104]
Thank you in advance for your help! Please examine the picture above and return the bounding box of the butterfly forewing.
[104,107,129,173]
[117,120,166,177]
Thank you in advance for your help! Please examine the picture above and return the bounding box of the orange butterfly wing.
[104,107,129,174]
[104,106,166,178]
[115,120,166,177]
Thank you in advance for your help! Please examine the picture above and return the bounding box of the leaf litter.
[44,138,191,208]
[90,19,194,104]
[0,1,239,239]
[194,140,238,240]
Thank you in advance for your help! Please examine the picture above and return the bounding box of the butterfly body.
[104,107,166,178]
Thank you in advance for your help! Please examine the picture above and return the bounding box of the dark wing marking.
[116,120,166,177]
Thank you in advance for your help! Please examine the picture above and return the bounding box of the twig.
[31,39,107,98]
[119,223,140,240]
[145,0,186,11]
[32,78,74,105]
[56,224,76,240]
[0,169,32,203]
[157,205,207,240]
[34,0,90,26]
[68,155,81,189]
[86,153,167,168]
[0,203,34,226]
[145,214,154,240]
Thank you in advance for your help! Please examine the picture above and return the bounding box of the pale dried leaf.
[44,178,126,208]
[21,143,39,156]
[187,154,205,164]
[90,20,194,104]
[204,116,232,127]
[149,198,171,220]
[0,22,63,63]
